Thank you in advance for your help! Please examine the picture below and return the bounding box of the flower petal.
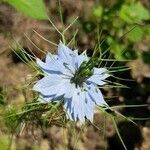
[71,88,86,122]
[87,77,106,85]
[58,42,75,61]
[64,88,96,122]
[93,67,110,79]
[58,42,77,72]
[36,57,74,76]
[64,83,76,99]
[84,93,95,122]
[38,94,56,103]
[33,75,68,96]
[45,53,57,63]
[76,91,86,122]
[36,58,64,74]
[64,98,74,121]
[55,81,72,98]
[93,67,108,74]
[88,85,108,107]
[87,68,109,85]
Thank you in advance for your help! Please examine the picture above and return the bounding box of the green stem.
[111,117,127,150]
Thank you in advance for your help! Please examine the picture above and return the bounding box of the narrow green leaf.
[111,117,127,150]
[6,0,48,20]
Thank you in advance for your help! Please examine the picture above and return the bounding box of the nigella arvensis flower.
[33,42,110,122]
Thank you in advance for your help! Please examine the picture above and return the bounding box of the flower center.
[71,71,85,87]
[71,61,94,87]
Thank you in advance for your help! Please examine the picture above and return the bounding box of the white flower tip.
[58,40,65,47]
[36,57,40,63]
[36,57,44,65]
[32,84,38,91]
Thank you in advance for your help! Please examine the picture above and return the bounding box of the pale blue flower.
[33,42,109,122]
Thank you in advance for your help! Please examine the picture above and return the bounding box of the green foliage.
[107,36,125,60]
[87,1,149,61]
[119,2,149,24]
[4,100,67,131]
[0,135,9,150]
[82,21,96,33]
[5,0,48,20]
[92,5,103,22]
[4,106,20,132]
[127,26,144,42]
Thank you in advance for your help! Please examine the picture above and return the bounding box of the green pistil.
[70,56,100,87]
[71,61,94,87]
